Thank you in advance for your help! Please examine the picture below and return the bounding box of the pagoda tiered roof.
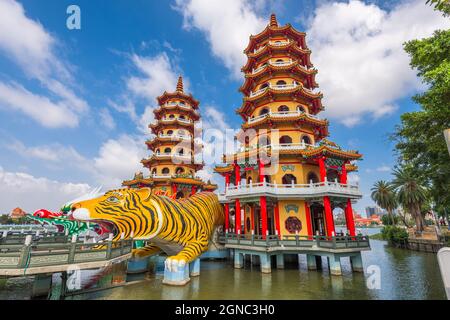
[242,44,313,73]
[243,14,307,55]
[221,139,362,164]
[156,77,200,109]
[240,62,318,94]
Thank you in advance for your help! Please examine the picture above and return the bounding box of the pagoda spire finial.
[269,13,278,27]
[176,76,184,93]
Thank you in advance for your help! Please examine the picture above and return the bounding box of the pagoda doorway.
[310,204,326,236]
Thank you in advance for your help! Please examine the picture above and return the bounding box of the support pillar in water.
[328,254,342,276]
[32,273,53,298]
[260,253,271,274]
[189,258,200,277]
[350,253,363,272]
[162,259,190,286]
[276,254,285,269]
[307,254,317,270]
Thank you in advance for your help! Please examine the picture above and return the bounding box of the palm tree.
[371,180,397,225]
[391,166,428,232]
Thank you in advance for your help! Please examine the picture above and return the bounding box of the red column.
[340,162,348,184]
[305,202,313,239]
[250,205,255,233]
[224,203,230,232]
[274,202,281,239]
[318,156,327,182]
[258,158,264,183]
[235,200,241,234]
[191,185,197,195]
[225,173,230,188]
[323,196,335,237]
[172,184,177,196]
[345,199,356,236]
[234,163,241,234]
[260,196,267,239]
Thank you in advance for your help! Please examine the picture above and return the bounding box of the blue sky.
[0,0,448,214]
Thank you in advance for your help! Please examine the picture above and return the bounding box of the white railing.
[235,142,315,153]
[247,110,322,124]
[158,134,192,140]
[154,153,192,160]
[249,83,300,98]
[269,40,291,47]
[150,174,172,179]
[161,117,192,124]
[270,59,294,67]
[225,180,361,198]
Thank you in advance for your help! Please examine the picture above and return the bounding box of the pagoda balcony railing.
[249,83,299,98]
[154,153,192,160]
[251,59,297,74]
[158,133,192,140]
[247,110,322,124]
[158,103,199,116]
[252,40,291,54]
[224,180,362,199]
[161,117,193,124]
[150,174,172,179]
[235,141,316,153]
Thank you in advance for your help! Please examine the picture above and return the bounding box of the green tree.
[371,180,397,225]
[392,6,450,219]
[426,0,450,15]
[391,166,428,232]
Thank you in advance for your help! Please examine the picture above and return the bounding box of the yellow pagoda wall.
[278,200,308,237]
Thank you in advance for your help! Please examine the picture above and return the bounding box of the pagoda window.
[177,148,184,155]
[175,167,185,174]
[259,108,270,116]
[279,135,292,144]
[278,105,289,113]
[162,168,170,174]
[263,175,271,183]
[247,176,252,185]
[169,114,175,119]
[164,147,172,153]
[276,80,287,86]
[282,174,297,186]
[167,130,174,135]
[327,170,340,183]
[301,135,312,145]
[179,101,185,106]
[178,130,185,135]
[151,169,157,175]
[155,148,160,154]
[307,172,319,184]
[258,136,270,147]
[275,58,284,62]
[296,105,306,113]
[179,115,186,120]
[259,82,269,90]
[176,191,184,199]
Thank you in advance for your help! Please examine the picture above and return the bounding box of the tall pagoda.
[215,14,362,239]
[123,76,217,198]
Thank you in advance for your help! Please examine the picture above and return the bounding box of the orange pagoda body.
[215,14,362,239]
[123,77,217,198]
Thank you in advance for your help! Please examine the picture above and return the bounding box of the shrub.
[381,225,409,245]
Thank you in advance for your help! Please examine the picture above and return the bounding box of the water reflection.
[0,228,446,300]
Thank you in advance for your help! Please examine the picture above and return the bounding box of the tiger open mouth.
[92,220,119,241]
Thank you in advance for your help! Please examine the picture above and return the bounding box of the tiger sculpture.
[71,188,223,272]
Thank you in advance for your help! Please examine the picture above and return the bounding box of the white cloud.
[99,108,116,130]
[127,53,181,101]
[0,166,92,213]
[376,165,391,172]
[0,0,88,127]
[306,0,450,126]
[0,82,80,128]
[93,135,147,188]
[174,0,267,78]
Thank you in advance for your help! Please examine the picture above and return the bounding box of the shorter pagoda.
[123,76,217,198]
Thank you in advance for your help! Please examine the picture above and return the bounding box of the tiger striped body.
[71,188,223,269]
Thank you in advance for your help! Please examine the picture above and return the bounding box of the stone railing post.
[251,230,254,246]
[106,233,113,260]
[18,235,33,269]
[68,234,77,264]
[295,231,299,247]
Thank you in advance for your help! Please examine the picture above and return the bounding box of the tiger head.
[71,188,163,241]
